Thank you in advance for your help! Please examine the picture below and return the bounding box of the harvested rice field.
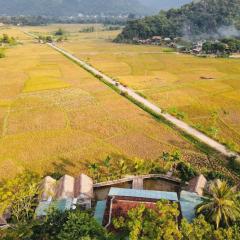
[0,27,218,180]
[26,24,240,153]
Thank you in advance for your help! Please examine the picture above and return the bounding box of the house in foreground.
[36,174,93,217]
[95,188,179,228]
[94,175,207,227]
[34,172,207,227]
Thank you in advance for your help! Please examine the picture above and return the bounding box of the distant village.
[132,36,240,57]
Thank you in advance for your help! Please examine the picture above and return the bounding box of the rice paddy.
[27,24,240,153]
[0,27,219,180]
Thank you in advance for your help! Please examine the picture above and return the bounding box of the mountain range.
[0,0,193,16]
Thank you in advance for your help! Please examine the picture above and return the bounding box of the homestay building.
[94,174,207,227]
[36,174,93,217]
[95,188,179,228]
[34,172,206,227]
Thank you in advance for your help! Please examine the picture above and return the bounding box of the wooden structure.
[132,177,144,189]
[93,174,181,188]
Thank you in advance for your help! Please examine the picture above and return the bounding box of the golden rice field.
[0,27,219,180]
[25,24,240,153]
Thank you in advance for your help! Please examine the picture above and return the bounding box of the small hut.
[74,174,93,209]
[55,175,75,199]
[40,176,57,201]
[187,175,207,196]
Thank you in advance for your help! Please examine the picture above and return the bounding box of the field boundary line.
[1,106,10,137]
[22,30,240,161]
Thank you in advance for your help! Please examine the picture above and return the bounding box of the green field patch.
[29,68,61,78]
[0,99,12,107]
[23,76,70,93]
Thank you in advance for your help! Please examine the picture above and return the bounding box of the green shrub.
[206,171,234,185]
[176,161,198,181]
[0,50,5,58]
[55,28,64,36]
[228,156,240,176]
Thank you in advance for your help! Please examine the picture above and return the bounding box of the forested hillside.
[116,0,240,41]
[0,0,144,16]
[139,0,192,11]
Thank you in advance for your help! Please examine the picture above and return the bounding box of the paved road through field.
[47,42,240,160]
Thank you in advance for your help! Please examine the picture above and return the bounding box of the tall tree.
[58,211,112,240]
[196,180,240,229]
[0,171,40,223]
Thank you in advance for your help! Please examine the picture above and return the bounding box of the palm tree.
[196,180,240,229]
[119,159,128,178]
[103,156,112,181]
[103,156,111,168]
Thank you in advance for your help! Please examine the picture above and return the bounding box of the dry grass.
[0,27,214,180]
[34,24,240,153]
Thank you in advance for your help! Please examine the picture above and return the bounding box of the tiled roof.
[40,176,56,201]
[108,188,178,201]
[55,175,75,199]
[74,174,93,198]
[41,174,94,201]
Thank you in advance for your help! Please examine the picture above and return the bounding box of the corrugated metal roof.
[35,198,73,217]
[108,188,178,201]
[53,199,73,212]
[35,201,52,217]
[180,191,203,222]
[94,200,107,224]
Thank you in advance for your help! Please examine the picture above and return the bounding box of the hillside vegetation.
[116,0,240,41]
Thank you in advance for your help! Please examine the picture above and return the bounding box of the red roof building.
[100,188,179,229]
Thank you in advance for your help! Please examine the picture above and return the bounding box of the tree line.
[0,34,16,45]
[202,38,240,55]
